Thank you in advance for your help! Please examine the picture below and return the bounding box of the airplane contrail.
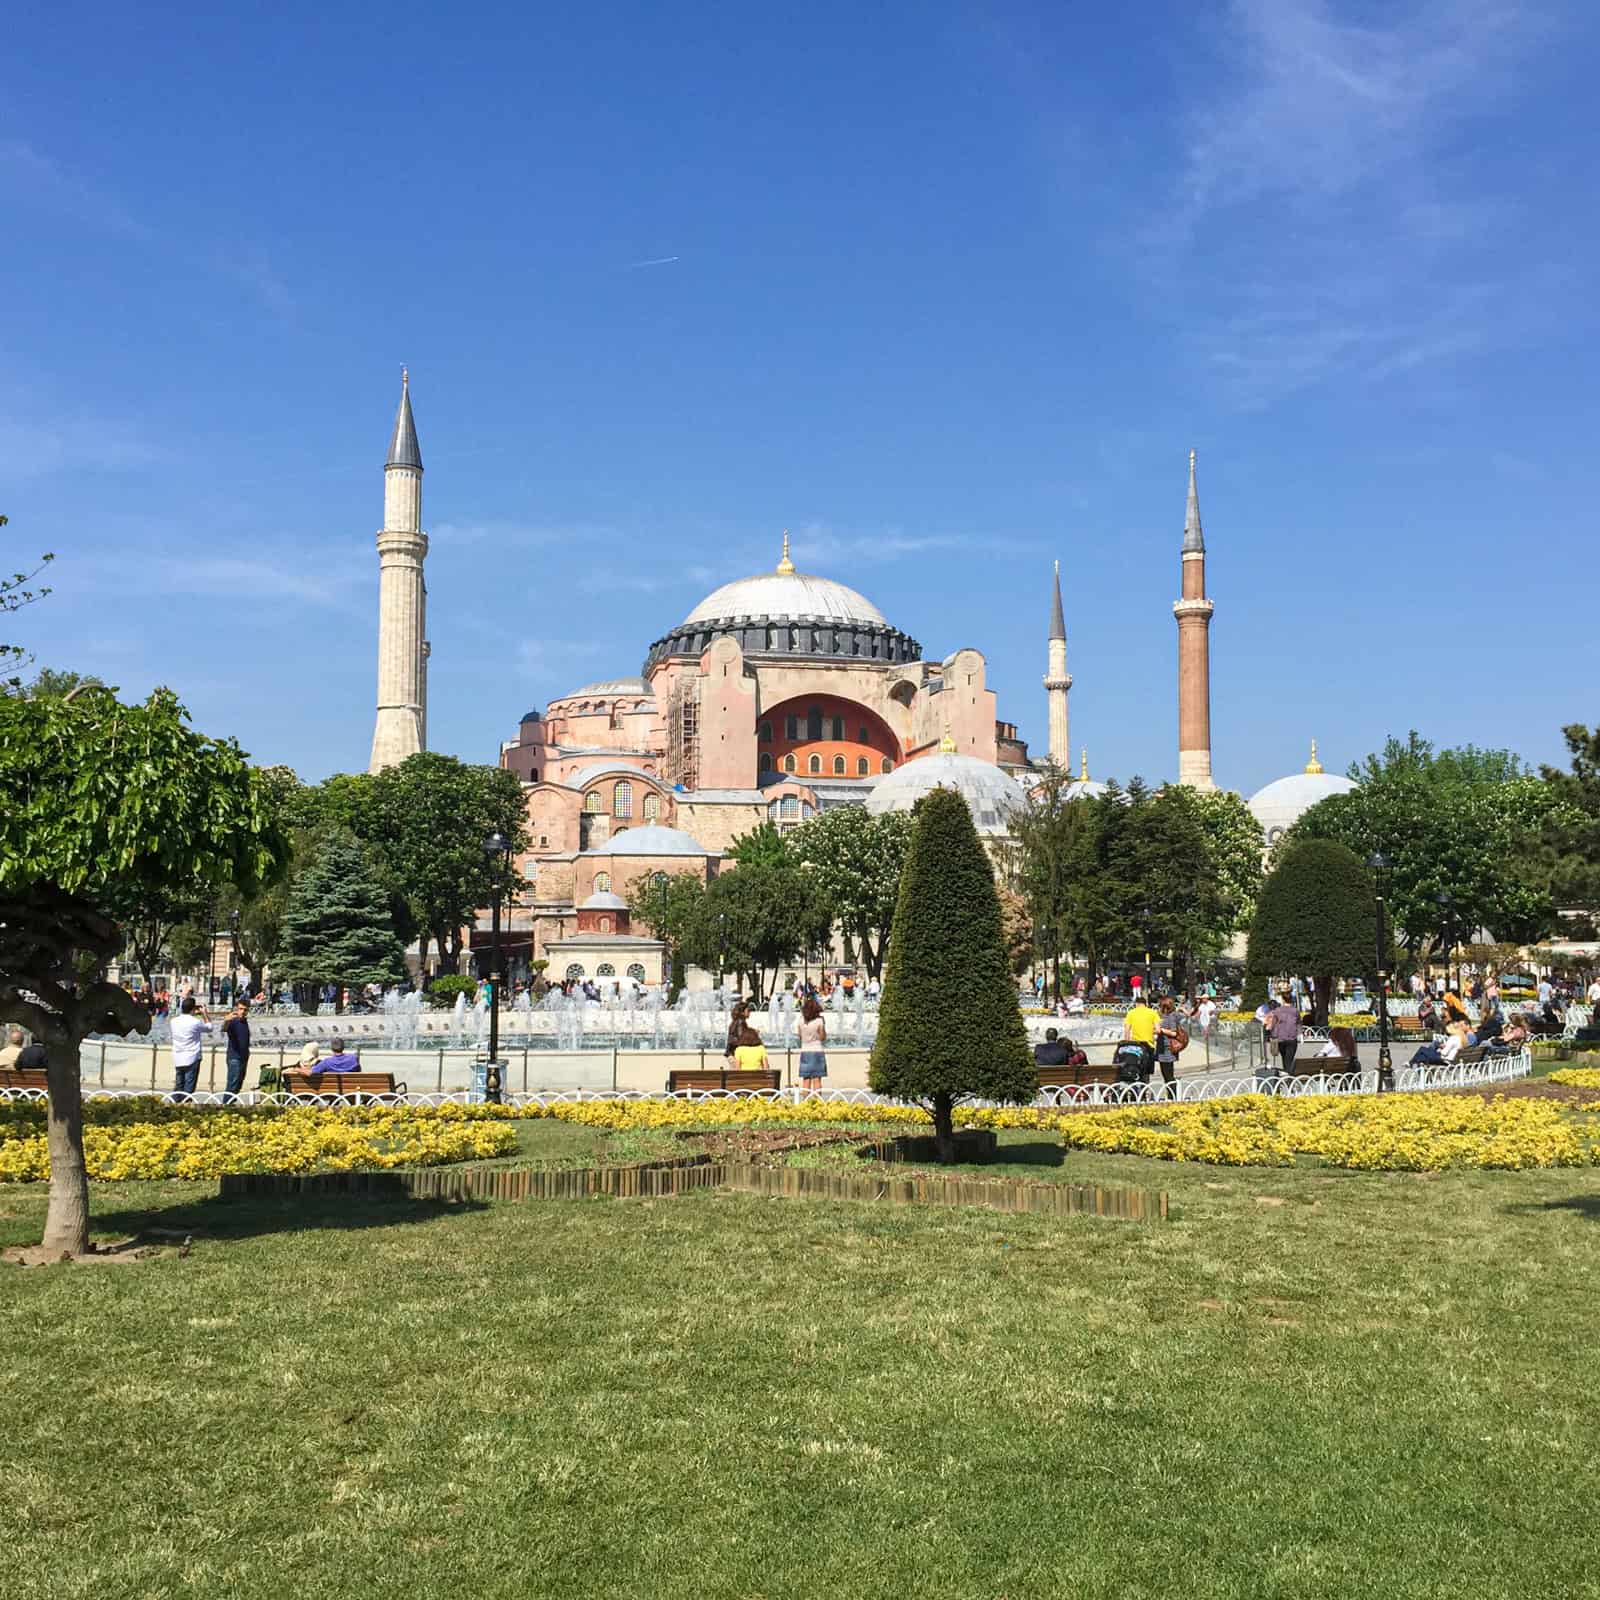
[626,255,680,269]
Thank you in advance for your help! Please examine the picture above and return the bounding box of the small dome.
[582,824,711,857]
[1248,768,1357,845]
[866,752,1025,837]
[1065,778,1110,800]
[579,890,630,911]
[555,676,652,702]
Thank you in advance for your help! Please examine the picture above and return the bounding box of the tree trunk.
[1311,974,1333,1027]
[416,928,432,979]
[933,1092,956,1165]
[41,1037,91,1257]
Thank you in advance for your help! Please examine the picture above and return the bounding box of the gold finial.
[1080,748,1089,781]
[939,723,957,754]
[776,529,795,575]
[1305,739,1324,775]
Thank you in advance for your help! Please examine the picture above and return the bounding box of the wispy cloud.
[154,558,364,607]
[0,413,158,479]
[626,255,680,269]
[1155,0,1560,404]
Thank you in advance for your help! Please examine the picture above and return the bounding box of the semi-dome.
[555,676,652,701]
[866,748,1026,837]
[579,890,630,911]
[1248,743,1356,845]
[581,824,711,857]
[562,760,656,792]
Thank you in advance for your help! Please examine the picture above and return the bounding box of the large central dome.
[683,570,886,628]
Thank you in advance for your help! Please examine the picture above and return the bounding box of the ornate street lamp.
[1369,853,1395,1092]
[482,831,513,1102]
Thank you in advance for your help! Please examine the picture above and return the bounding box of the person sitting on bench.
[732,1026,769,1073]
[309,1037,360,1074]
[1410,1020,1470,1067]
[1314,1026,1358,1060]
[1034,1027,1070,1067]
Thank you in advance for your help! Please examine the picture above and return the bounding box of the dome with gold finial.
[1247,741,1355,845]
[866,745,1026,836]
[1063,746,1109,800]
[646,531,922,670]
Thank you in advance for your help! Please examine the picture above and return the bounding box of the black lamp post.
[1435,892,1457,994]
[482,831,512,1101]
[1369,853,1395,1092]
[228,908,241,1006]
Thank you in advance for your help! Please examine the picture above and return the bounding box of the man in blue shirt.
[310,1037,360,1074]
[222,1001,251,1099]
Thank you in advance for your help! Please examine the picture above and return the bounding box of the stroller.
[1113,1040,1154,1087]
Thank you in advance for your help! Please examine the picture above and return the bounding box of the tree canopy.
[787,806,913,979]
[275,831,407,999]
[1246,838,1377,1023]
[681,863,831,1001]
[0,684,288,1256]
[869,787,1035,1160]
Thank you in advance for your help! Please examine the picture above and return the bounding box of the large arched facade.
[759,693,900,779]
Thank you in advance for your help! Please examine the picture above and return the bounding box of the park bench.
[1036,1061,1117,1090]
[0,1068,49,1092]
[1286,1053,1358,1077]
[666,1068,781,1094]
[280,1069,404,1100]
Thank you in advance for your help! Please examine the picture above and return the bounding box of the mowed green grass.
[4,1125,1599,1600]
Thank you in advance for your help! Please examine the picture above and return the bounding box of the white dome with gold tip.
[681,530,887,627]
[1248,742,1356,845]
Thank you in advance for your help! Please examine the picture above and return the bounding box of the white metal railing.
[0,1049,1534,1113]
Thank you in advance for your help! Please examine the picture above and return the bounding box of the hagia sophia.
[366,376,1353,982]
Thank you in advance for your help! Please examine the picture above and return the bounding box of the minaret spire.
[369,371,430,773]
[1173,448,1216,789]
[1043,559,1072,769]
[776,529,796,575]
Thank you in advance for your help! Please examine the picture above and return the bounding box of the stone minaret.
[368,371,430,773]
[1043,560,1071,769]
[1173,449,1216,789]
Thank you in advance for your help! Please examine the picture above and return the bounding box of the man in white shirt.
[1538,977,1554,1010]
[0,1027,25,1069]
[1196,997,1217,1037]
[170,995,212,1099]
[1587,977,1600,1007]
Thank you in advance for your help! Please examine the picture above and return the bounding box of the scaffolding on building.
[665,675,700,792]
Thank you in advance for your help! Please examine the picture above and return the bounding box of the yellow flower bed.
[514,1092,1600,1173]
[1549,1068,1600,1089]
[0,1100,517,1182]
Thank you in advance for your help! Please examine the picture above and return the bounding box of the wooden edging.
[219,1156,1167,1222]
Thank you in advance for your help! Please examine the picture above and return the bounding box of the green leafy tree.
[166,918,216,979]
[869,787,1035,1162]
[788,806,913,980]
[1290,734,1572,958]
[1246,839,1377,1024]
[0,684,287,1256]
[1156,784,1266,940]
[1536,725,1600,913]
[727,821,791,868]
[626,871,707,987]
[682,864,830,1002]
[274,831,405,1003]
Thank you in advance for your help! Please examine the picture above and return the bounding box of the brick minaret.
[1043,560,1071,769]
[1173,449,1216,789]
[368,370,430,773]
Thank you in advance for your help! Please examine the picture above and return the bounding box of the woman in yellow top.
[732,1026,769,1073]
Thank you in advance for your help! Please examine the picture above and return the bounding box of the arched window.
[831,716,845,741]
[833,755,846,775]
[858,725,870,744]
[808,706,823,739]
[759,752,774,772]
[785,714,799,740]
[759,722,772,743]
[626,963,647,982]
[809,754,822,774]
[595,871,611,893]
[613,781,632,818]
[643,792,659,822]
[584,791,602,813]
[881,758,893,774]
[783,754,796,773]
[597,963,616,978]
[857,757,869,776]
[566,963,585,979]
[598,916,612,934]
[781,796,799,819]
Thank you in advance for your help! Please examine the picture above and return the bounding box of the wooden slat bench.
[0,1068,49,1091]
[1036,1062,1117,1090]
[666,1068,781,1094]
[280,1070,404,1100]
[1286,1054,1358,1077]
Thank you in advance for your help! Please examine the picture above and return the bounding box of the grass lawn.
[4,1122,1599,1599]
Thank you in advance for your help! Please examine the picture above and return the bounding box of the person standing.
[797,996,828,1094]
[170,995,212,1099]
[1196,994,1217,1039]
[1123,991,1160,1083]
[1154,996,1187,1098]
[222,1000,252,1100]
[1266,990,1301,1079]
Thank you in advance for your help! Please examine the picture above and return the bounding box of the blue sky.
[4,0,1596,795]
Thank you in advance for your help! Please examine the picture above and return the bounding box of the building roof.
[682,535,887,627]
[1247,761,1356,838]
[865,752,1026,836]
[561,761,658,792]
[578,890,630,910]
[386,371,422,470]
[680,788,768,804]
[581,824,711,858]
[553,677,652,702]
[543,933,663,949]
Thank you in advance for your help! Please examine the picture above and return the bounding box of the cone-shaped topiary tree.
[1246,837,1377,1024]
[869,786,1036,1161]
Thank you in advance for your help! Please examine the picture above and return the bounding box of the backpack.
[1170,1025,1190,1053]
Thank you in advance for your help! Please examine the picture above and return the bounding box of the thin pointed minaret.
[1174,449,1216,789]
[368,369,430,773]
[1043,559,1072,769]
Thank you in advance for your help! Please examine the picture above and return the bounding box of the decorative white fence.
[0,1049,1533,1113]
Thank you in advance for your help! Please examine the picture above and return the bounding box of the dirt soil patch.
[3,1234,187,1268]
[1438,1080,1600,1107]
